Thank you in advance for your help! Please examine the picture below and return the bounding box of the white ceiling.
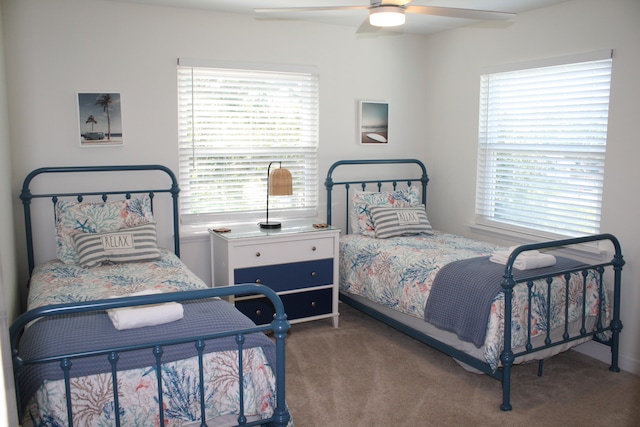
[105,0,569,35]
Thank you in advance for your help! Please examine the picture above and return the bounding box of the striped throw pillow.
[370,205,433,239]
[72,223,161,268]
[352,186,421,237]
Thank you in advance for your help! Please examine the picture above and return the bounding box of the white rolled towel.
[107,289,184,330]
[490,247,556,271]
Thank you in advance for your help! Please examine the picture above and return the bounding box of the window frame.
[474,50,613,240]
[177,59,320,227]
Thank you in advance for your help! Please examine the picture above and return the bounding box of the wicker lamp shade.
[269,167,293,196]
[260,162,293,229]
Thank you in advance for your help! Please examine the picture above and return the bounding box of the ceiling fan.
[254,1,515,28]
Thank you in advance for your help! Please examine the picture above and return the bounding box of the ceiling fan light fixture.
[369,6,406,27]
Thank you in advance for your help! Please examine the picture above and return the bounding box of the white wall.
[2,0,429,286]
[419,0,640,373]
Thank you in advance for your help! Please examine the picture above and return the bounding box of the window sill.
[466,222,608,263]
[179,226,211,243]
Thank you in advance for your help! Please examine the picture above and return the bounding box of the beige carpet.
[284,303,640,427]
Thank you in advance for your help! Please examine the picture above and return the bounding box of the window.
[177,59,319,225]
[476,50,613,238]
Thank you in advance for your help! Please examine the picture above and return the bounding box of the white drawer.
[232,236,335,268]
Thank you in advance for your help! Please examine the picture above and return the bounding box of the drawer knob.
[311,271,317,277]
[255,252,261,257]
[255,279,262,284]
[256,310,262,316]
[311,301,317,308]
[311,246,317,251]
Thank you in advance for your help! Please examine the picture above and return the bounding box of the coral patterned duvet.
[339,231,610,370]
[21,250,282,427]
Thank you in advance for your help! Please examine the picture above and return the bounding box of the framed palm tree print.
[77,92,124,146]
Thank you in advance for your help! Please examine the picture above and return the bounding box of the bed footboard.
[498,233,624,411]
[10,284,291,427]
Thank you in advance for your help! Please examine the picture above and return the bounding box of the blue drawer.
[234,259,333,292]
[236,288,333,325]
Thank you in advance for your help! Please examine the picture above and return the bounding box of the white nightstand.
[210,222,340,327]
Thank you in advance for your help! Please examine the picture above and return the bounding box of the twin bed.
[325,158,624,411]
[10,165,291,427]
[9,159,625,422]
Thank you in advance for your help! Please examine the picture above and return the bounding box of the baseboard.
[573,341,640,376]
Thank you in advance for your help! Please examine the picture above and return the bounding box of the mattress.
[339,231,610,370]
[20,250,283,427]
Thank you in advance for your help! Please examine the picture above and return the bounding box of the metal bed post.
[608,237,625,372]
[324,174,334,226]
[236,334,247,426]
[169,176,181,258]
[19,184,35,275]
[271,307,290,427]
[499,270,515,411]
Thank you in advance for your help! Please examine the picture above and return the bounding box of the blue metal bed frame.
[11,165,291,427]
[325,158,624,411]
[20,164,182,276]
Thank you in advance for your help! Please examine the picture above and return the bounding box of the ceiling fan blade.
[255,6,369,14]
[356,17,381,34]
[405,5,515,21]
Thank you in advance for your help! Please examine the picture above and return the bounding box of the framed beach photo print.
[77,92,123,146]
[359,100,389,145]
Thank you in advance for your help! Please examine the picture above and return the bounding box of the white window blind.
[177,60,319,224]
[476,51,613,238]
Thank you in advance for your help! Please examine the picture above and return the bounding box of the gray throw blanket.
[424,255,586,348]
[17,299,276,408]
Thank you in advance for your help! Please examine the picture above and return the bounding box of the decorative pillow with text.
[72,222,160,268]
[370,205,433,239]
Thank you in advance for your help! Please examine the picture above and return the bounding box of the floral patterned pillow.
[351,186,421,237]
[55,197,154,264]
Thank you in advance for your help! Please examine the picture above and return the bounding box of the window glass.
[177,61,319,225]
[476,51,613,237]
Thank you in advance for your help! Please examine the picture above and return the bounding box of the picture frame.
[77,92,124,146]
[359,100,389,145]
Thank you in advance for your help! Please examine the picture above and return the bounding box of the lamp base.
[259,221,282,229]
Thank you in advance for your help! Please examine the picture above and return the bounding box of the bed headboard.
[324,159,429,232]
[20,165,180,275]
